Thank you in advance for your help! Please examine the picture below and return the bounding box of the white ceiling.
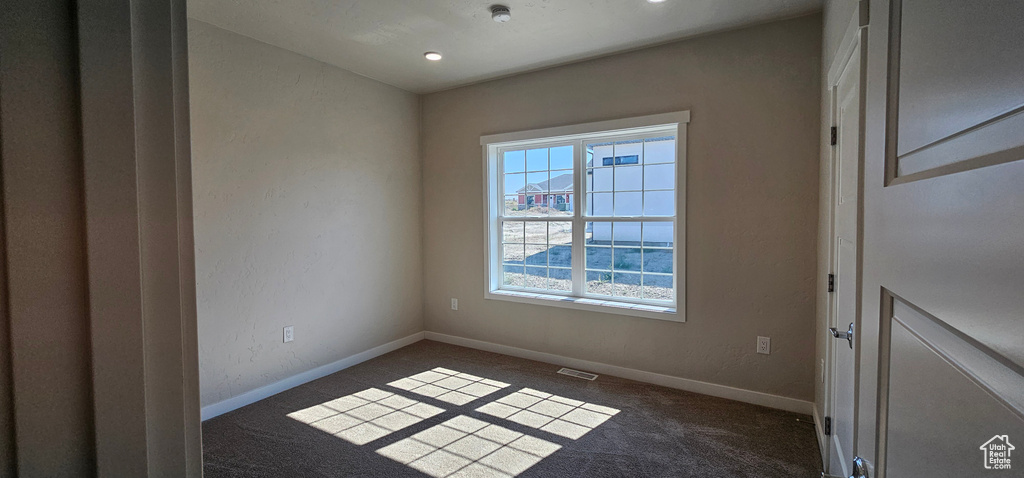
[188,0,822,94]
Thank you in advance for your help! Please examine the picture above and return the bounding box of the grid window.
[487,115,684,314]
[502,145,573,218]
[584,222,673,300]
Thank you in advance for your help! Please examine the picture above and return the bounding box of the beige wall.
[815,0,862,434]
[421,15,822,402]
[188,21,423,407]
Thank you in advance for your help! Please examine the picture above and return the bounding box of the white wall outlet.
[283,326,294,343]
[451,298,458,310]
[757,336,771,355]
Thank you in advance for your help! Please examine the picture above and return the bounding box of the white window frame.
[481,111,689,322]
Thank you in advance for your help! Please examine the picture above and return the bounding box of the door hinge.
[828,274,835,293]
[830,126,837,146]
[824,416,832,435]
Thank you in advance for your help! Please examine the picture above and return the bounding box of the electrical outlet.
[451,298,458,310]
[757,336,771,355]
[283,326,294,343]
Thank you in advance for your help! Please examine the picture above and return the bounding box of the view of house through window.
[489,121,680,309]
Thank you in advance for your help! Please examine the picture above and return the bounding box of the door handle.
[830,322,854,349]
[849,456,869,478]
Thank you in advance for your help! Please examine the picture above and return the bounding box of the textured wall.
[421,15,821,401]
[188,21,423,407]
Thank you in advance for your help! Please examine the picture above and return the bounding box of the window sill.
[484,289,682,322]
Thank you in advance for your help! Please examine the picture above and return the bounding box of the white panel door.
[826,37,861,478]
[858,1,1024,477]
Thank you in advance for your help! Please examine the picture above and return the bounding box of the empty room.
[2,1,1022,477]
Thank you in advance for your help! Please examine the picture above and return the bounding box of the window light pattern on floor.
[288,369,620,477]
[286,388,444,445]
[388,367,511,405]
[476,388,619,439]
[377,415,560,478]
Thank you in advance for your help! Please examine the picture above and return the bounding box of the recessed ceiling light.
[424,52,443,61]
[647,0,666,3]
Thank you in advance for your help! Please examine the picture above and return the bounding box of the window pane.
[548,222,572,268]
[613,272,642,298]
[546,171,573,216]
[612,222,640,245]
[549,221,572,243]
[549,268,572,291]
[586,221,611,246]
[644,137,675,164]
[614,192,642,216]
[503,244,524,265]
[643,248,673,274]
[643,274,673,301]
[525,266,547,289]
[502,221,524,243]
[613,248,642,271]
[547,170,572,192]
[526,148,548,171]
[591,168,612,192]
[549,145,572,169]
[614,165,643,191]
[588,143,613,168]
[642,222,673,247]
[614,141,644,165]
[503,265,525,287]
[642,222,673,274]
[504,173,525,196]
[588,192,612,216]
[643,191,674,216]
[526,172,548,192]
[503,150,525,173]
[504,146,574,218]
[585,221,612,272]
[586,270,613,296]
[524,222,546,243]
[503,196,522,216]
[586,246,611,270]
[644,164,674,190]
[525,244,547,266]
[502,219,573,294]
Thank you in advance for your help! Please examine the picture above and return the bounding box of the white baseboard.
[424,331,813,415]
[201,329,813,420]
[200,332,425,421]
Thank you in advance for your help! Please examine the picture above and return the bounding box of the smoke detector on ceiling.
[491,5,511,23]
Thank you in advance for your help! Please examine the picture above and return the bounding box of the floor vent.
[557,368,598,381]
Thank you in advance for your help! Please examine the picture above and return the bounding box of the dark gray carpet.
[202,340,822,477]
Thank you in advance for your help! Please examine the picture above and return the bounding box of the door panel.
[885,0,1024,370]
[886,300,1024,478]
[896,0,1024,156]
[893,0,1024,179]
[862,1,1024,476]
[830,237,856,476]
